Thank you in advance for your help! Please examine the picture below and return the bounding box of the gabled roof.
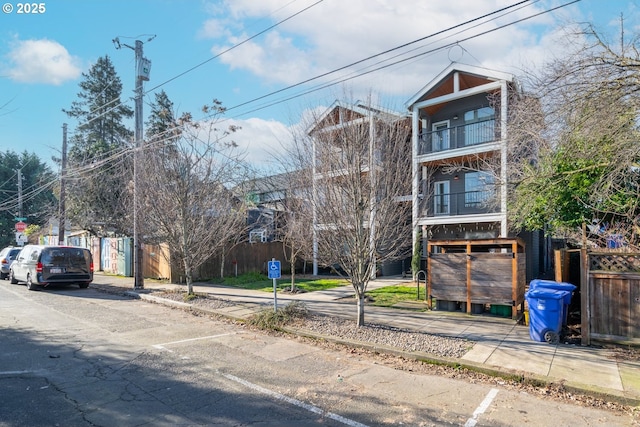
[404,62,514,110]
[307,100,408,135]
[238,171,297,195]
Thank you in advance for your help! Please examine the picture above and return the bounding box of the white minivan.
[9,245,93,290]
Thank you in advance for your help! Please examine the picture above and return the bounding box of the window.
[464,172,494,207]
[434,180,450,215]
[464,107,495,146]
[432,121,450,151]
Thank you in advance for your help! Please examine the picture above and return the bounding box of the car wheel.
[0,272,6,280]
[79,282,89,289]
[26,274,37,291]
[9,269,18,284]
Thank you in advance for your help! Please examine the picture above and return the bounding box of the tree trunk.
[290,253,296,291]
[184,262,193,295]
[220,251,225,279]
[356,293,365,327]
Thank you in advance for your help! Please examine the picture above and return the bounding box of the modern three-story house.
[406,62,547,280]
[308,100,413,277]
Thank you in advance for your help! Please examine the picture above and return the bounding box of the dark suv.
[0,246,21,279]
[9,245,93,290]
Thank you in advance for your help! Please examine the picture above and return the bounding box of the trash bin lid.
[529,279,576,292]
[525,288,569,300]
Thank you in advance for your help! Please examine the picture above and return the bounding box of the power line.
[75,1,325,130]
[225,0,581,119]
[72,0,544,137]
[224,0,537,114]
[10,0,578,215]
[76,0,581,167]
[117,0,553,147]
[143,0,325,95]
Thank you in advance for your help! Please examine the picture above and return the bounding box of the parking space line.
[0,370,41,375]
[222,372,370,427]
[152,332,239,351]
[464,388,499,427]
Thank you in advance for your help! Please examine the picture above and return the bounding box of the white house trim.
[405,62,514,110]
[417,212,506,227]
[412,81,504,111]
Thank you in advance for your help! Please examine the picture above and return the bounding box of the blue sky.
[0,0,638,173]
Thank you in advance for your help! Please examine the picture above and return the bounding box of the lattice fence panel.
[589,253,640,272]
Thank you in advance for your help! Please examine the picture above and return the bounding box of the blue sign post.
[268,260,281,279]
[268,259,281,311]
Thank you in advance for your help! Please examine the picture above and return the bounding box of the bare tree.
[286,95,413,326]
[279,171,314,291]
[140,101,249,293]
[504,23,640,249]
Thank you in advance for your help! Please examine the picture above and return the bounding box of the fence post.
[580,248,590,346]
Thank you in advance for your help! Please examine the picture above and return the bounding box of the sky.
[0,0,638,174]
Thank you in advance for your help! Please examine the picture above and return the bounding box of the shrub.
[247,301,309,330]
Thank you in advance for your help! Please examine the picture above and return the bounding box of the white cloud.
[198,18,229,39]
[194,116,294,173]
[194,0,595,175]
[5,38,81,85]
[203,0,586,99]
[212,31,312,84]
[229,117,293,172]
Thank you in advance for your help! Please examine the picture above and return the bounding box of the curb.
[282,326,640,408]
[101,285,640,408]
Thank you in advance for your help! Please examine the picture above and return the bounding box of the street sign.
[268,260,281,279]
[15,221,27,232]
[15,232,27,245]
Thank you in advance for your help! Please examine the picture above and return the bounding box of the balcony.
[422,189,499,217]
[418,118,498,156]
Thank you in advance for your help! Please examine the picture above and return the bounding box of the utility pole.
[133,39,144,290]
[114,35,153,289]
[16,168,22,219]
[15,168,25,246]
[58,123,68,246]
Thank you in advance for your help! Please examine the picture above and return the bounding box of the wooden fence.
[150,241,292,283]
[188,241,290,282]
[41,233,289,282]
[581,250,640,345]
[427,238,526,318]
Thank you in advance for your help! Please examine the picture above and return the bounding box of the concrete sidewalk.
[92,273,640,407]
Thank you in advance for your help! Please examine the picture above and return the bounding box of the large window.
[464,107,495,146]
[464,172,494,207]
[434,180,450,215]
[432,121,450,151]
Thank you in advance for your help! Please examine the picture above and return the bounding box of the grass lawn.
[210,272,348,293]
[210,273,424,309]
[365,285,424,308]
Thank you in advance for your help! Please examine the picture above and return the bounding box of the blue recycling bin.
[528,279,576,326]
[525,288,569,344]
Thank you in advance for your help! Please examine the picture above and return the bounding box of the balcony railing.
[422,189,499,217]
[418,118,498,156]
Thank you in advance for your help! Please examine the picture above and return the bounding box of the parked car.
[0,246,21,279]
[9,245,93,290]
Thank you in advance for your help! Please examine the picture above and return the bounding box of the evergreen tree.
[146,90,177,142]
[145,90,182,159]
[0,151,56,247]
[63,55,134,235]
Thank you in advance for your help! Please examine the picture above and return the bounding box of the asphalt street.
[0,279,636,426]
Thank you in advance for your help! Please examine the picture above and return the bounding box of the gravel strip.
[291,314,471,358]
[153,291,238,310]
